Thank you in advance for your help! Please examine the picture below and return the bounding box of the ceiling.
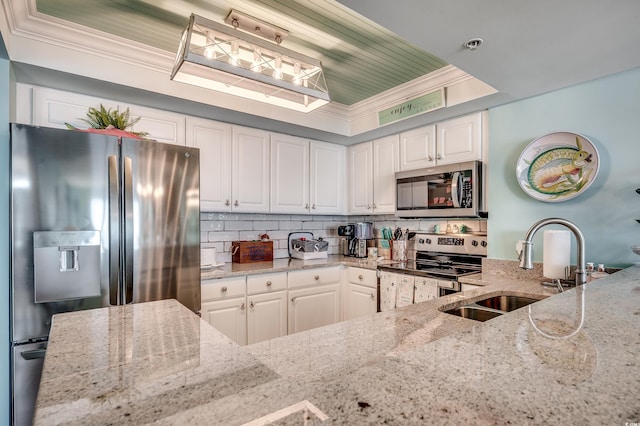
[34,0,449,106]
[2,0,640,142]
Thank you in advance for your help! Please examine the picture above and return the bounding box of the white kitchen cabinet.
[201,276,247,345]
[287,266,341,334]
[32,86,186,145]
[186,117,232,211]
[399,112,484,170]
[201,297,247,345]
[32,87,118,129]
[246,272,288,344]
[349,137,399,215]
[348,142,373,214]
[288,283,341,334]
[125,104,186,145]
[436,112,482,165]
[271,137,345,215]
[399,124,436,171]
[372,135,400,214]
[344,267,377,320]
[232,126,270,212]
[310,141,345,214]
[270,133,309,214]
[247,291,288,344]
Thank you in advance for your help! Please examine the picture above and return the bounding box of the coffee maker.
[338,222,373,257]
[337,224,354,256]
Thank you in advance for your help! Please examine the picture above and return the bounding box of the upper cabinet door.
[232,126,270,213]
[186,117,232,211]
[32,87,119,129]
[310,141,346,215]
[270,133,310,214]
[347,141,374,214]
[399,124,436,170]
[372,135,399,214]
[436,112,482,165]
[125,104,186,145]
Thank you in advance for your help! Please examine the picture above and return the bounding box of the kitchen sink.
[473,295,541,312]
[441,294,546,322]
[443,306,503,322]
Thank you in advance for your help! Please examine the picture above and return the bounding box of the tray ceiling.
[34,0,449,107]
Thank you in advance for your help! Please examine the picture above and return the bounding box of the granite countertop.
[34,265,640,425]
[200,255,383,280]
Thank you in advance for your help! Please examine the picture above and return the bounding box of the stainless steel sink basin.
[443,306,503,322]
[441,294,546,322]
[473,295,541,312]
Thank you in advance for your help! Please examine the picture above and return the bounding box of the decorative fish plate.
[516,131,600,202]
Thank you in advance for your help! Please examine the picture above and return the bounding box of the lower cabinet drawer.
[287,266,341,289]
[247,272,287,295]
[202,276,246,301]
[347,267,377,288]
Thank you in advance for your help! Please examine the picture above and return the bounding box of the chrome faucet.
[518,218,587,287]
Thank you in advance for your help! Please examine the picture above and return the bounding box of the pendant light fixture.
[171,12,330,113]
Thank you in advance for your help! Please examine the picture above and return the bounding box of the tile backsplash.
[201,212,487,263]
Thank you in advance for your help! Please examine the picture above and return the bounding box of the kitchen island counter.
[35,265,640,425]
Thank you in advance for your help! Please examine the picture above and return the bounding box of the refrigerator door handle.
[20,349,46,360]
[108,155,120,305]
[123,156,134,304]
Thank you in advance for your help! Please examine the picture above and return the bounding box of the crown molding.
[0,0,494,137]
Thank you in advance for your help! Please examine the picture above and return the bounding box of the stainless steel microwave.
[395,160,486,218]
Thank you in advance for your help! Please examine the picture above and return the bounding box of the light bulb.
[230,40,239,66]
[274,57,283,80]
[251,48,262,73]
[293,62,301,85]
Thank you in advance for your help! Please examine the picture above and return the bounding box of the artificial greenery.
[66,104,149,137]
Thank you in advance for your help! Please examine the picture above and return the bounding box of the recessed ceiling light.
[463,38,483,51]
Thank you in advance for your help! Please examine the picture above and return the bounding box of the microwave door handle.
[451,172,461,208]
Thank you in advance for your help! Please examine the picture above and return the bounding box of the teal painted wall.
[1,57,10,426]
[487,67,640,267]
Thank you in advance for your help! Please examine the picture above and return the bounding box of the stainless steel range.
[380,233,487,295]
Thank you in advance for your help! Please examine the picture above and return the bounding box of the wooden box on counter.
[231,240,273,263]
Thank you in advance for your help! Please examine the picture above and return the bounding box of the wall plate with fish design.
[516,131,599,202]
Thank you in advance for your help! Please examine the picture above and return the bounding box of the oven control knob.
[481,240,487,247]
[418,238,425,244]
[471,240,479,247]
[425,238,431,244]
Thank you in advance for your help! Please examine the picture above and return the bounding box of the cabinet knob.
[291,297,296,303]
[234,200,239,207]
[312,204,316,210]
[367,204,371,210]
[249,301,255,309]
[428,155,433,162]
[266,281,272,286]
[314,275,320,280]
[221,286,228,293]
[240,302,246,310]
[225,199,230,206]
[437,153,442,160]
[305,203,309,209]
[358,275,363,281]
[372,203,377,209]
[370,293,375,300]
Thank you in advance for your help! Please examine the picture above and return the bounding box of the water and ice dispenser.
[33,231,102,303]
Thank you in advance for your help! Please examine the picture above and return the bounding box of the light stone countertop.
[200,255,383,280]
[34,264,640,425]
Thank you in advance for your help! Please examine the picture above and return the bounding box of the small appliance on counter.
[339,222,374,258]
[288,232,328,260]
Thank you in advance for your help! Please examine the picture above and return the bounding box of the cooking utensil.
[394,227,402,240]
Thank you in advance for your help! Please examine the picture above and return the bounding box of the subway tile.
[201,221,224,231]
[238,231,260,240]
[302,221,323,230]
[225,220,253,231]
[208,231,240,242]
[279,221,303,230]
[253,221,279,230]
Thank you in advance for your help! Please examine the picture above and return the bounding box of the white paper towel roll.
[543,230,571,279]
[201,247,217,267]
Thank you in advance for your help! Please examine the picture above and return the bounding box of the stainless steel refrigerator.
[9,123,201,425]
